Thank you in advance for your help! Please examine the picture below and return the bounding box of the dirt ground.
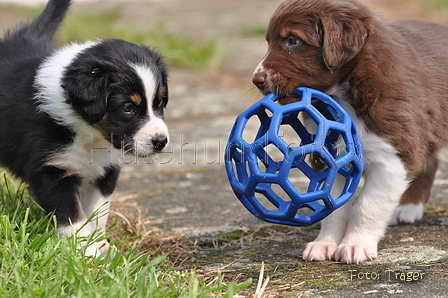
[1,0,448,297]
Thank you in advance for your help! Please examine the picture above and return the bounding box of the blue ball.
[225,87,364,226]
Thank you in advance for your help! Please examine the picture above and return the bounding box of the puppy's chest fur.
[46,128,120,181]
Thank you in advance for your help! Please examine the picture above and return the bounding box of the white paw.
[83,242,102,257]
[389,203,424,225]
[303,240,339,261]
[58,222,109,257]
[334,242,377,264]
[82,239,109,257]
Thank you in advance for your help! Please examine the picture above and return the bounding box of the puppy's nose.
[252,72,267,90]
[152,134,168,152]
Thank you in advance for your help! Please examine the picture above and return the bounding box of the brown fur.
[253,0,448,207]
[130,93,142,105]
[400,156,438,208]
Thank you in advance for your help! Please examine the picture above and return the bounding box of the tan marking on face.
[130,93,142,105]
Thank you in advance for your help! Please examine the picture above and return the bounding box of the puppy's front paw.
[84,242,101,257]
[334,242,377,264]
[303,240,338,261]
[82,239,109,257]
[389,203,424,225]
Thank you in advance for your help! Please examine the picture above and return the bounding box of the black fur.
[96,165,121,197]
[0,0,73,179]
[27,167,82,224]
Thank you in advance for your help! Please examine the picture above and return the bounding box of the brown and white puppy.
[253,0,448,263]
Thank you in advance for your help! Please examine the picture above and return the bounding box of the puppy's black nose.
[252,72,267,90]
[152,134,168,152]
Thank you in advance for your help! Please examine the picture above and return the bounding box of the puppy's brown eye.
[122,103,135,114]
[287,36,300,46]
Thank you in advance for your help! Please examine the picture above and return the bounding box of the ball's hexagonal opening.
[281,110,318,146]
[325,129,348,159]
[264,108,274,118]
[328,161,361,204]
[252,183,291,219]
[311,98,343,123]
[229,148,250,184]
[330,172,347,201]
[256,143,285,173]
[288,152,329,194]
[297,199,326,217]
[255,191,279,212]
[241,108,273,144]
[336,161,360,197]
[288,167,311,194]
[278,123,302,150]
[297,111,319,137]
[254,183,292,213]
[265,143,286,162]
[242,113,262,143]
[305,152,329,173]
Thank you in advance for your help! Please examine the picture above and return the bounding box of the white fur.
[35,41,99,128]
[131,64,169,156]
[303,92,410,264]
[389,203,424,225]
[57,221,92,238]
[57,210,108,257]
[45,129,118,178]
[254,60,264,77]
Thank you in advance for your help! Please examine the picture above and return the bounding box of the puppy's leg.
[57,210,101,257]
[390,156,437,225]
[303,133,352,261]
[29,166,119,256]
[78,165,120,254]
[78,183,111,254]
[303,174,350,261]
[27,167,99,255]
[334,146,409,264]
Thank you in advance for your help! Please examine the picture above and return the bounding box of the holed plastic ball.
[225,87,364,226]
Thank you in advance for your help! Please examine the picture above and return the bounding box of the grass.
[419,0,448,10]
[3,5,227,71]
[0,170,251,297]
[406,0,448,14]
[59,10,227,71]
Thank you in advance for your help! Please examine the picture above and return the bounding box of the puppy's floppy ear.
[321,10,369,71]
[63,67,109,124]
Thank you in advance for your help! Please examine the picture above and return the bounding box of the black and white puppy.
[0,0,169,255]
